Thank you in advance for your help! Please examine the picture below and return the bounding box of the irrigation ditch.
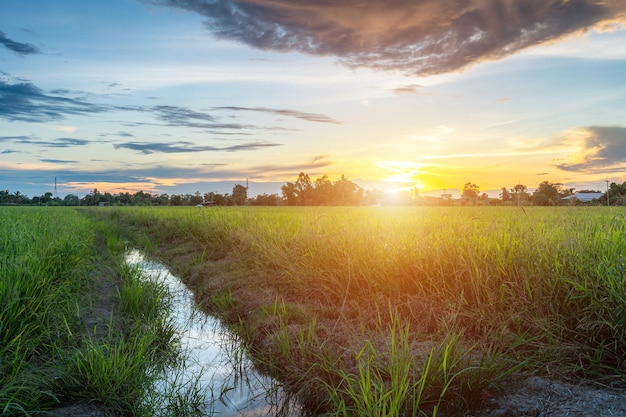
[123,248,301,416]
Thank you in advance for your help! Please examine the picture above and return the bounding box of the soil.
[474,375,626,417]
[50,247,626,417]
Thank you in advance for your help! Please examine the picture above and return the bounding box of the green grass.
[0,207,93,414]
[0,207,206,416]
[90,205,626,415]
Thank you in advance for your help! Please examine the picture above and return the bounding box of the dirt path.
[476,375,626,417]
[52,264,121,417]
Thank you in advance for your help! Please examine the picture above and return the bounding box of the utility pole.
[606,179,610,206]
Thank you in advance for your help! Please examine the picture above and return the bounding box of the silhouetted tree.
[231,184,248,205]
[511,184,530,205]
[462,182,480,204]
[532,181,563,206]
[500,187,511,203]
[248,193,280,206]
[281,182,298,206]
[294,172,313,205]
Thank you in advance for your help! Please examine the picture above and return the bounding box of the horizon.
[2,1,626,198]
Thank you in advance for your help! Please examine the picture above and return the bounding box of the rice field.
[3,205,625,416]
[91,205,626,416]
[0,207,204,416]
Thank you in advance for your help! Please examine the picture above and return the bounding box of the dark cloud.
[211,106,342,124]
[154,105,218,124]
[556,126,626,172]
[0,75,339,134]
[114,140,281,154]
[0,30,40,55]
[150,105,259,130]
[148,0,625,75]
[0,135,32,142]
[0,78,107,122]
[0,135,91,148]
[40,159,79,164]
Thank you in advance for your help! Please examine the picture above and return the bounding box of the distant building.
[561,192,604,203]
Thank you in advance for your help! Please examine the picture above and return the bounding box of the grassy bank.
[91,205,626,416]
[0,207,204,416]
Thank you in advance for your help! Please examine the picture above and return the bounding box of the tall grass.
[0,207,93,413]
[1,207,206,416]
[95,206,626,415]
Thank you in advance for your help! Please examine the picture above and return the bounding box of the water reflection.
[125,249,301,416]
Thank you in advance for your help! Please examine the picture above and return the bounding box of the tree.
[532,181,563,206]
[333,174,360,205]
[314,175,333,205]
[132,190,152,206]
[248,193,280,206]
[601,182,626,206]
[63,194,79,206]
[294,172,313,205]
[189,191,203,206]
[169,194,182,206]
[231,184,248,205]
[281,182,298,206]
[499,187,511,203]
[510,184,529,205]
[462,182,480,203]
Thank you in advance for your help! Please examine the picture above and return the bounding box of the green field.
[91,205,626,416]
[3,206,625,416]
[0,207,204,416]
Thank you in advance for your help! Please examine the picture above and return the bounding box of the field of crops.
[3,205,625,416]
[0,207,205,416]
[96,205,626,416]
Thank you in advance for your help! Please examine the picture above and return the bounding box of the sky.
[2,0,626,199]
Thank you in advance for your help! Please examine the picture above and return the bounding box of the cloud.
[0,75,339,136]
[114,140,282,154]
[556,126,626,172]
[147,0,626,75]
[0,135,91,148]
[40,159,79,164]
[392,84,423,95]
[0,77,107,122]
[154,105,218,124]
[148,104,260,130]
[211,106,342,124]
[0,30,40,55]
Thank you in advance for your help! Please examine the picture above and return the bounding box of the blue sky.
[2,0,626,198]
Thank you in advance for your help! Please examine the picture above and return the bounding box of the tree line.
[0,175,619,207]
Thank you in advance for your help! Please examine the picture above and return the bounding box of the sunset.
[2,0,625,199]
[5,2,626,415]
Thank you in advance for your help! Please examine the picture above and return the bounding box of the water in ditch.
[125,249,302,416]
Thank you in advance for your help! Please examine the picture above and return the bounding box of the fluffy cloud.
[556,126,626,172]
[147,0,626,75]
